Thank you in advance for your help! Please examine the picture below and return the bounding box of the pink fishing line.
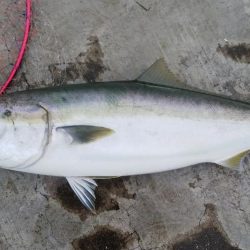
[0,0,31,94]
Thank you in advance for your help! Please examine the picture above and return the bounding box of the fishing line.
[0,0,31,94]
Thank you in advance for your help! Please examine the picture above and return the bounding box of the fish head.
[0,106,49,170]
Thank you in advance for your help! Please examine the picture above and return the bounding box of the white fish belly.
[23,114,250,177]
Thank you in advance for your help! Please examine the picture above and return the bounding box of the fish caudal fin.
[66,177,97,210]
[219,150,250,170]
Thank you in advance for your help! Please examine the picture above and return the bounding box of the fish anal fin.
[56,125,114,144]
[66,177,97,210]
[219,150,250,170]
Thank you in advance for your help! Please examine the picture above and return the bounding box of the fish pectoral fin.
[66,177,97,210]
[137,58,186,88]
[218,150,250,170]
[56,125,114,144]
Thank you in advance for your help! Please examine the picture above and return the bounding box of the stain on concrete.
[204,203,216,215]
[49,36,107,85]
[48,64,67,86]
[172,227,241,250]
[170,203,240,250]
[6,177,18,194]
[55,181,86,213]
[72,226,134,250]
[43,177,89,220]
[44,177,135,218]
[9,72,30,92]
[188,182,196,189]
[217,43,250,63]
[188,173,202,189]
[95,178,136,213]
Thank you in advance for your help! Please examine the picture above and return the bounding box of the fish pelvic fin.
[66,177,97,211]
[56,125,114,144]
[218,150,250,170]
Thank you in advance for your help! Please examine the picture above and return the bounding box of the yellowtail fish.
[0,59,249,209]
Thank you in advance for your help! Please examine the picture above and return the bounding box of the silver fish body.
[0,59,249,209]
[0,81,250,175]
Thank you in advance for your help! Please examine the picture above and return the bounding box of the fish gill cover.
[0,0,31,93]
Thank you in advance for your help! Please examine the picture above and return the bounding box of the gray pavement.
[1,0,250,249]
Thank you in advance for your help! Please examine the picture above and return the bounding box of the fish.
[0,58,250,210]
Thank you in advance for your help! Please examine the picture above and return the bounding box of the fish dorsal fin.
[66,177,97,210]
[136,58,238,101]
[56,125,114,144]
[137,58,187,88]
[219,150,250,170]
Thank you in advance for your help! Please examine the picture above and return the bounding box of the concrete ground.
[1,0,250,249]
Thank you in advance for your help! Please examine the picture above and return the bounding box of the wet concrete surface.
[1,0,250,249]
